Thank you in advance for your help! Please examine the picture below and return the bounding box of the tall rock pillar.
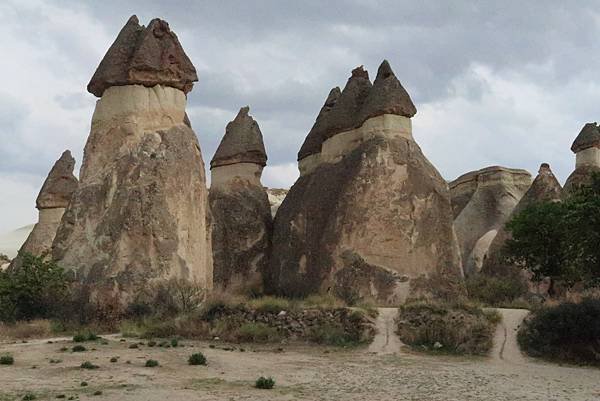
[209,107,272,293]
[564,122,600,192]
[52,16,212,302]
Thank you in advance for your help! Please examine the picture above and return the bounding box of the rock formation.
[268,61,463,305]
[452,166,531,276]
[9,151,77,269]
[52,16,212,303]
[564,122,600,192]
[481,163,562,275]
[209,107,272,292]
[266,188,288,217]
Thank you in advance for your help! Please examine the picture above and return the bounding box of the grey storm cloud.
[1,0,600,232]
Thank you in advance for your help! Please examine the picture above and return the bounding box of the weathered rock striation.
[452,166,531,276]
[481,163,562,275]
[564,122,600,192]
[10,151,77,269]
[209,107,272,292]
[268,61,463,305]
[52,16,212,304]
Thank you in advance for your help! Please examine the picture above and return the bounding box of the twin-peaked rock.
[451,166,531,276]
[481,163,562,275]
[209,107,272,292]
[268,61,463,305]
[564,122,600,193]
[10,151,77,269]
[52,16,212,304]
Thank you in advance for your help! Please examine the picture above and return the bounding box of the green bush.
[255,376,275,389]
[398,300,498,355]
[73,331,99,342]
[249,296,292,313]
[109,357,118,363]
[237,323,280,343]
[170,338,179,347]
[145,359,159,368]
[518,298,600,365]
[72,345,86,352]
[188,352,207,366]
[80,361,99,369]
[0,253,70,322]
[0,354,14,365]
[22,394,36,401]
[309,324,355,346]
[466,272,528,306]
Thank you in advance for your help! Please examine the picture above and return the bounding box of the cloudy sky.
[1,0,599,233]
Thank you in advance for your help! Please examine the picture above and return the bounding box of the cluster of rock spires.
[12,15,600,307]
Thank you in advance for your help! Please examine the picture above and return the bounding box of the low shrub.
[300,294,344,309]
[73,331,99,342]
[109,357,118,363]
[22,394,36,401]
[466,272,528,307]
[128,343,138,349]
[145,359,159,368]
[397,300,498,355]
[517,298,600,366]
[170,338,179,347]
[0,354,14,365]
[309,324,356,346]
[248,296,292,313]
[236,323,281,343]
[72,345,86,352]
[255,376,275,389]
[80,361,99,370]
[188,352,207,366]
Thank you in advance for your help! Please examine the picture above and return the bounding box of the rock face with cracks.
[452,166,531,276]
[564,122,600,193]
[52,17,212,304]
[481,163,563,275]
[10,151,77,269]
[209,107,272,292]
[268,61,463,305]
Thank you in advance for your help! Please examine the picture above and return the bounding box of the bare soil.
[0,309,598,401]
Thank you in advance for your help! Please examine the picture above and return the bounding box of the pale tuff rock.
[453,166,532,276]
[53,18,212,302]
[482,163,563,275]
[266,188,288,217]
[297,87,341,161]
[9,151,77,269]
[209,107,272,292]
[449,170,479,219]
[268,61,463,305]
[564,122,600,192]
[87,16,198,97]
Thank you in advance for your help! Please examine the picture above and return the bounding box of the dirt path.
[491,308,530,364]
[367,307,403,354]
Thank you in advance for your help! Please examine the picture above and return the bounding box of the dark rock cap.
[211,107,267,169]
[88,15,198,97]
[297,87,341,161]
[36,150,78,209]
[322,66,372,140]
[359,60,416,121]
[514,163,562,212]
[571,122,600,153]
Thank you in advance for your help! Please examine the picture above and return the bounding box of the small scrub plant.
[80,382,88,387]
[93,391,102,396]
[72,345,86,352]
[309,324,355,347]
[128,343,138,349]
[145,359,159,368]
[188,352,207,366]
[170,338,179,347]
[0,354,14,365]
[73,331,99,342]
[109,357,118,363]
[22,394,36,401]
[255,376,275,390]
[80,361,99,370]
[249,296,292,313]
[237,322,281,343]
[147,340,156,347]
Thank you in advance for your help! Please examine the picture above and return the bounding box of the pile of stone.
[268,61,463,304]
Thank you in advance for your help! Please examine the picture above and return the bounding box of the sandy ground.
[0,309,598,401]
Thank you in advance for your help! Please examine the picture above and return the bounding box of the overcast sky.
[1,0,599,233]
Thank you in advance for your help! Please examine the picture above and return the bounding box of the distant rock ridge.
[53,16,212,304]
[209,107,272,292]
[87,15,198,97]
[452,165,532,275]
[10,151,78,269]
[268,61,463,305]
[482,163,563,275]
[210,106,267,168]
[565,122,600,192]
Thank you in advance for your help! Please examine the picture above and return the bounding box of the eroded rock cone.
[482,163,562,275]
[87,15,198,97]
[209,107,272,292]
[452,166,532,276]
[564,122,600,193]
[10,151,78,269]
[53,17,212,305]
[267,61,463,305]
[297,87,341,162]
